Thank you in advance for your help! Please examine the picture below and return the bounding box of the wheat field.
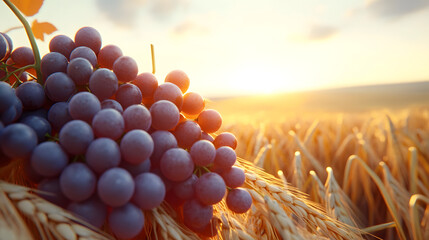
[1,83,429,239]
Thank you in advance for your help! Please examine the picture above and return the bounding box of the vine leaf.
[31,19,57,41]
[10,0,44,17]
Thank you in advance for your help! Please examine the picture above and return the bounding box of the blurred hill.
[208,81,429,120]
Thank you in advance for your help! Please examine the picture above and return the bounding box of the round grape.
[112,56,138,82]
[226,188,252,213]
[68,92,101,123]
[74,26,102,54]
[59,120,94,155]
[194,172,226,205]
[165,70,190,93]
[132,172,166,210]
[115,83,142,109]
[15,81,45,110]
[49,34,75,60]
[60,162,96,202]
[101,99,123,113]
[0,81,15,113]
[70,46,97,68]
[153,82,183,110]
[0,123,37,159]
[173,120,201,149]
[132,72,158,99]
[182,198,213,230]
[98,44,122,69]
[122,104,151,132]
[11,46,34,67]
[86,138,121,174]
[108,203,144,240]
[47,102,72,131]
[150,130,177,167]
[182,92,205,117]
[44,72,76,102]
[67,196,107,228]
[89,68,118,101]
[221,166,245,188]
[67,57,93,85]
[1,96,22,125]
[173,174,198,200]
[120,130,154,164]
[150,100,180,131]
[0,33,10,61]
[213,132,237,149]
[20,115,51,143]
[213,146,237,170]
[91,108,124,140]
[197,109,222,133]
[190,140,216,167]
[98,167,135,207]
[41,52,68,81]
[160,148,194,182]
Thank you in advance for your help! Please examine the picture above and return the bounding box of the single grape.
[120,158,151,176]
[41,52,68,81]
[15,81,45,110]
[88,68,118,101]
[20,115,51,142]
[221,166,245,188]
[132,72,158,99]
[173,120,201,149]
[0,33,10,61]
[150,130,177,167]
[31,143,65,179]
[60,162,96,202]
[70,46,97,68]
[47,102,72,131]
[194,172,226,205]
[112,56,138,82]
[0,123,37,159]
[115,83,142,109]
[59,120,94,155]
[182,92,205,117]
[67,195,107,228]
[226,188,252,213]
[37,178,69,208]
[1,32,12,52]
[149,100,180,131]
[120,130,154,164]
[153,82,183,110]
[10,46,34,67]
[0,96,22,125]
[182,198,213,229]
[197,109,222,133]
[86,138,121,174]
[123,104,151,132]
[213,146,237,170]
[98,167,134,207]
[132,172,166,210]
[68,92,101,123]
[101,99,123,113]
[173,174,198,200]
[49,34,76,60]
[0,81,17,113]
[91,108,124,140]
[190,140,216,167]
[74,26,102,54]
[160,148,194,182]
[98,44,122,69]
[108,203,144,240]
[44,72,76,102]
[165,70,190,93]
[67,57,93,85]
[213,132,237,149]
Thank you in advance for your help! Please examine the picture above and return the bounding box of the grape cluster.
[0,27,252,239]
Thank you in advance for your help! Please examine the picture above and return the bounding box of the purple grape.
[59,120,94,155]
[70,46,97,68]
[97,167,134,207]
[68,92,101,123]
[173,120,201,149]
[183,198,213,229]
[132,172,165,210]
[15,81,45,110]
[173,174,198,200]
[44,72,76,102]
[37,178,69,208]
[1,96,22,125]
[49,34,76,60]
[60,162,96,202]
[120,130,154,165]
[0,81,15,113]
[0,123,37,159]
[190,140,216,167]
[98,44,123,69]
[91,108,124,140]
[11,46,34,67]
[194,172,226,205]
[115,83,142,109]
[221,166,246,188]
[31,142,68,177]
[41,52,68,81]
[67,57,93,85]
[67,195,107,228]
[86,138,121,174]
[101,99,123,113]
[89,68,118,101]
[120,159,151,176]
[47,102,72,131]
[108,203,144,239]
[149,100,180,131]
[213,146,237,170]
[20,115,51,142]
[150,130,177,167]
[226,188,252,213]
[122,104,151,132]
[153,82,183,110]
[112,56,138,83]
[160,148,194,182]
[74,27,102,54]
[0,33,10,61]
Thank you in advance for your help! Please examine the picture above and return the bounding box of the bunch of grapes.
[0,26,252,239]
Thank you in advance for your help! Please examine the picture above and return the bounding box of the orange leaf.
[10,0,44,17]
[31,20,57,41]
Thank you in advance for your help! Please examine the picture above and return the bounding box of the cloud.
[366,0,429,19]
[307,24,339,41]
[172,20,209,36]
[149,0,189,20]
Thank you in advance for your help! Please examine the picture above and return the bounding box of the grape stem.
[3,0,43,84]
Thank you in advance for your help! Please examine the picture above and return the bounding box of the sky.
[1,0,429,97]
